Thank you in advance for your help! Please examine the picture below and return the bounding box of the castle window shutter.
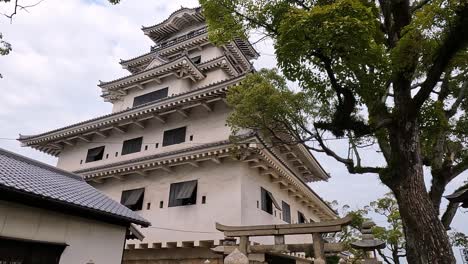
[266,190,282,211]
[163,127,186,146]
[122,137,143,155]
[175,180,197,200]
[121,188,145,210]
[282,201,291,223]
[261,187,273,214]
[85,146,105,163]
[169,180,198,207]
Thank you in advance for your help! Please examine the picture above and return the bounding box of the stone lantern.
[351,221,386,264]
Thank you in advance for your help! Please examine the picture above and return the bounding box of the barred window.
[282,201,291,223]
[133,88,168,107]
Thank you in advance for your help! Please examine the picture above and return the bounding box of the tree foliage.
[201,0,467,262]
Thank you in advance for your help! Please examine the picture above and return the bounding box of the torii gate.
[213,215,353,264]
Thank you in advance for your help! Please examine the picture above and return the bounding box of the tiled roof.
[0,148,150,227]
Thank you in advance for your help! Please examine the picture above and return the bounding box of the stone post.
[224,248,249,264]
[312,233,326,264]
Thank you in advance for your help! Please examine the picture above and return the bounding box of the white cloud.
[0,1,466,262]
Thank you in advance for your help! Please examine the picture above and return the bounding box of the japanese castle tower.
[19,7,337,264]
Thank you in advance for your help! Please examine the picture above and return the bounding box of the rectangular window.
[120,188,145,211]
[168,180,197,207]
[282,201,291,223]
[122,137,143,155]
[298,211,306,223]
[133,87,169,107]
[261,187,282,215]
[85,146,105,163]
[190,55,201,64]
[163,127,186,147]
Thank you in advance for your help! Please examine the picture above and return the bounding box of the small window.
[120,188,145,211]
[190,55,201,64]
[80,160,83,164]
[106,154,109,159]
[122,137,143,155]
[155,143,159,148]
[282,201,291,223]
[202,196,206,204]
[298,211,306,224]
[160,201,164,208]
[85,146,105,163]
[163,127,186,147]
[168,180,197,207]
[115,152,119,157]
[261,187,282,215]
[133,88,169,107]
[147,203,151,210]
[144,145,148,151]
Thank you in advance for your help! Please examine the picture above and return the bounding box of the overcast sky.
[0,0,466,261]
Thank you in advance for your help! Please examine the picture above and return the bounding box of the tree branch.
[446,80,467,117]
[411,0,431,13]
[413,4,468,109]
[311,128,383,174]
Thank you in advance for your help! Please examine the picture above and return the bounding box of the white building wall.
[0,200,126,264]
[93,159,244,246]
[57,102,231,172]
[240,162,320,245]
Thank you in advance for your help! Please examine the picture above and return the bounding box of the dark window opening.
[298,211,306,224]
[282,201,291,223]
[155,143,159,148]
[163,127,186,147]
[190,55,201,64]
[122,137,143,155]
[133,88,169,107]
[115,152,118,157]
[85,146,105,163]
[261,187,282,215]
[80,160,83,164]
[147,203,151,210]
[202,196,206,204]
[257,200,259,208]
[160,201,164,208]
[168,180,197,207]
[189,135,193,141]
[120,188,145,211]
[0,237,66,264]
[106,154,109,159]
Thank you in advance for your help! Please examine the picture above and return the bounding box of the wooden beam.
[77,136,91,143]
[113,126,126,134]
[177,109,189,118]
[133,120,145,129]
[211,157,221,164]
[200,102,212,112]
[160,166,173,173]
[153,114,166,123]
[94,131,108,138]
[61,140,75,146]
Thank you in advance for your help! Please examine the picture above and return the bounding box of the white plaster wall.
[240,162,320,245]
[93,159,244,246]
[0,200,126,264]
[196,68,230,88]
[57,101,231,172]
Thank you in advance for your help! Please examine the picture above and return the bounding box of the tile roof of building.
[0,148,150,227]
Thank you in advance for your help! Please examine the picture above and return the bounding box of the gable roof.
[0,148,150,227]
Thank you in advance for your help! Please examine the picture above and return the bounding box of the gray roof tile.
[0,148,150,227]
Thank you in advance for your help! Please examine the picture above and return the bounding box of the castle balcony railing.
[151,27,208,51]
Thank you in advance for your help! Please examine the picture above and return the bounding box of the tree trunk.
[384,119,456,264]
